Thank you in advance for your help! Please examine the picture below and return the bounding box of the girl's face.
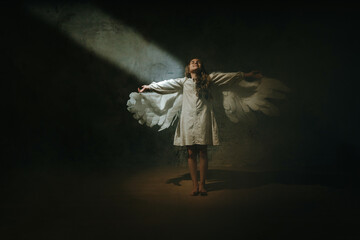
[189,59,201,72]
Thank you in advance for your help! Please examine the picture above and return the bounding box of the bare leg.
[198,145,208,194]
[187,146,199,195]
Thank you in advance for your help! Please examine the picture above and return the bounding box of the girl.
[137,58,263,196]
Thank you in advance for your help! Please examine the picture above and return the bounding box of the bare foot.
[199,185,207,196]
[190,186,199,196]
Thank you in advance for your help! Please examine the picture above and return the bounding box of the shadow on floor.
[166,169,358,192]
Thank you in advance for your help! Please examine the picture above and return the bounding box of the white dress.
[127,72,289,146]
[148,72,245,146]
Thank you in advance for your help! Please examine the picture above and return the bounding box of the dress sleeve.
[148,77,185,94]
[209,72,245,86]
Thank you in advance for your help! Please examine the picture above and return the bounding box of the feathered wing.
[222,77,290,123]
[127,92,182,131]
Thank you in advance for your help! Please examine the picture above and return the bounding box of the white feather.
[127,92,183,131]
[222,77,290,123]
[127,77,289,130]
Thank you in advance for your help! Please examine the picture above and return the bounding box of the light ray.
[26,3,184,83]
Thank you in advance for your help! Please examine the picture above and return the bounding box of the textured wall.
[26,3,185,84]
[3,2,359,171]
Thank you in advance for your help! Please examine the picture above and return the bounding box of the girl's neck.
[190,72,198,79]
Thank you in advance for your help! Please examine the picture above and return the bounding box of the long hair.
[185,59,211,99]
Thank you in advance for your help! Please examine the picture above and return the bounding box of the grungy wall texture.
[2,2,360,171]
[26,3,185,84]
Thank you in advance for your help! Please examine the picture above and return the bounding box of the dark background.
[2,1,360,239]
[2,1,359,171]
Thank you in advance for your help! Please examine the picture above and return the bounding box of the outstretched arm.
[138,78,185,94]
[210,70,263,87]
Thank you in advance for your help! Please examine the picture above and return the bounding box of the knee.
[199,149,208,159]
[187,149,197,160]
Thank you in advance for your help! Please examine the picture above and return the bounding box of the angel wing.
[222,77,290,123]
[127,91,182,131]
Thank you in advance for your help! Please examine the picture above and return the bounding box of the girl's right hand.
[244,70,264,81]
[138,85,151,93]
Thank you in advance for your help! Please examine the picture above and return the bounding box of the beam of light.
[26,3,185,83]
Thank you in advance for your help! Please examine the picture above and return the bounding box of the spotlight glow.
[26,3,184,83]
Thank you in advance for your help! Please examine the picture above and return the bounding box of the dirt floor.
[2,164,360,240]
